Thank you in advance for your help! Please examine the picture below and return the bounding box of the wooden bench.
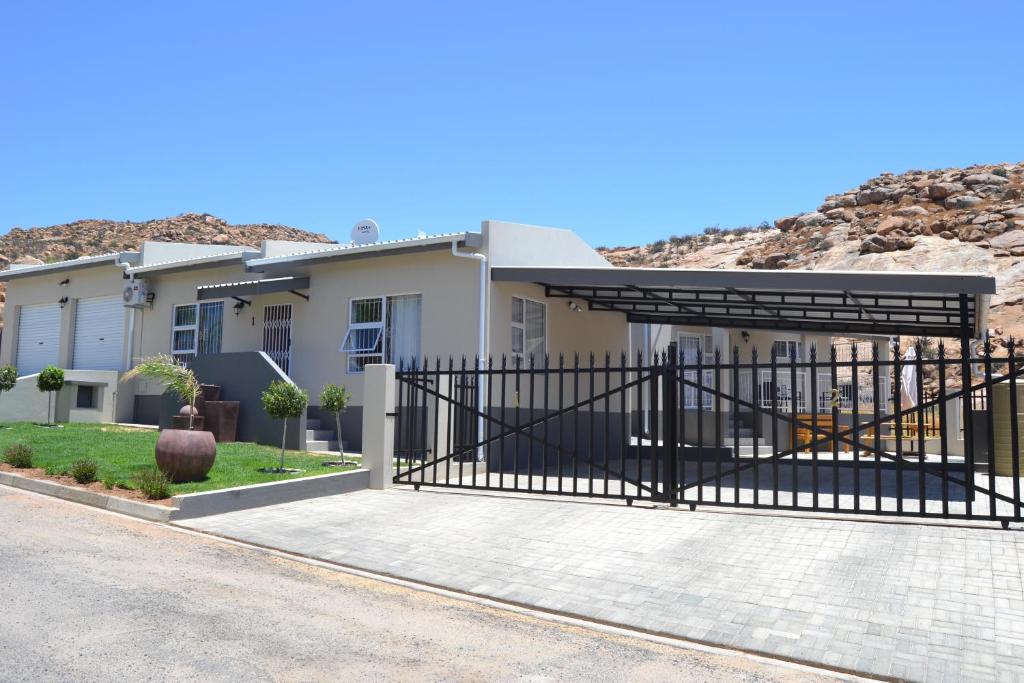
[792,414,836,452]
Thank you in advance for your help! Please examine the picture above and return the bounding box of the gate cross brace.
[671,369,1024,511]
[394,374,657,495]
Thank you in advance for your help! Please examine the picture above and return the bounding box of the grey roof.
[126,249,259,276]
[491,266,995,295]
[246,232,481,271]
[0,253,124,281]
[492,266,995,338]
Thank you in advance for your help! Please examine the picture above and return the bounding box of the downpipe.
[116,254,137,422]
[451,241,487,461]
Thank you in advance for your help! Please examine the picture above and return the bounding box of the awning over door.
[196,276,310,301]
[491,266,996,339]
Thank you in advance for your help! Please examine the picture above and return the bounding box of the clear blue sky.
[2,1,1022,247]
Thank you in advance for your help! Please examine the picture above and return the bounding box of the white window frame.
[342,294,422,373]
[678,333,713,364]
[170,301,224,366]
[511,295,547,362]
[171,304,199,365]
[773,339,802,362]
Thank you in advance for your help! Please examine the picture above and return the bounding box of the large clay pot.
[155,429,217,482]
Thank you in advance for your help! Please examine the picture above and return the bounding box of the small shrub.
[703,225,722,236]
[135,468,170,500]
[3,443,33,468]
[69,458,98,484]
[101,476,126,490]
[0,365,17,394]
[649,239,667,253]
[44,464,67,477]
[993,167,1009,178]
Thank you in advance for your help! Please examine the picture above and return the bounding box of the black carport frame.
[490,266,995,340]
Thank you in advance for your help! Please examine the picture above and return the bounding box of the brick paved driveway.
[179,488,1024,682]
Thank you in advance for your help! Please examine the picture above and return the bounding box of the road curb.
[0,471,173,522]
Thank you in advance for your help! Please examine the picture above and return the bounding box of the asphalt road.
[0,486,840,682]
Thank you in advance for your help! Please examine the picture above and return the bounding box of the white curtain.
[388,294,422,366]
[901,346,918,407]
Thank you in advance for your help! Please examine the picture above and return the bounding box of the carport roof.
[491,266,996,338]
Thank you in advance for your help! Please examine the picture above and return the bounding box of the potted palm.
[122,355,216,482]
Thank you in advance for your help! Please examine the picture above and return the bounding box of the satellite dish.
[351,219,380,245]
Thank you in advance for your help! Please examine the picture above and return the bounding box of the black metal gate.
[394,342,1024,526]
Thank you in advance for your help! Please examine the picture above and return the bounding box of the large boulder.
[990,231,1024,251]
[894,205,929,217]
[972,213,1004,225]
[859,234,914,254]
[928,182,964,199]
[794,211,826,229]
[751,252,788,269]
[946,194,983,209]
[959,225,988,242]
[964,173,1010,186]
[876,216,909,236]
[856,187,899,205]
[774,215,799,232]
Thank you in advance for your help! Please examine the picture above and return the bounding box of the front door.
[262,304,292,374]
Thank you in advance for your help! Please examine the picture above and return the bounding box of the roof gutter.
[450,240,487,461]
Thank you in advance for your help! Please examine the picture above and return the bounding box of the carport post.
[363,364,396,489]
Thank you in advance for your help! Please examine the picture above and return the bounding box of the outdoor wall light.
[232,297,252,315]
[58,296,69,308]
[568,301,583,313]
[741,330,750,343]
[58,278,70,287]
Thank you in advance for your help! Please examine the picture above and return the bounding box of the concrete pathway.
[1,485,828,682]
[179,488,1024,682]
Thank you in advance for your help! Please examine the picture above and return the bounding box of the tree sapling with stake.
[261,380,308,473]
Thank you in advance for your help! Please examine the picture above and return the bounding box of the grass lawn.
[0,422,357,496]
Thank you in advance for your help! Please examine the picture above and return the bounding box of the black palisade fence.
[393,341,1024,526]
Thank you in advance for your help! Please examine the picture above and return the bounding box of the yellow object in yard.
[992,382,1024,477]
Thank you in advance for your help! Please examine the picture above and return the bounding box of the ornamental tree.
[319,383,352,460]
[261,380,309,472]
[37,365,65,425]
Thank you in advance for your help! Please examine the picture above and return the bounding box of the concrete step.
[306,439,339,452]
[306,429,335,441]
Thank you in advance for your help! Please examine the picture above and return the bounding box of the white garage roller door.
[73,296,125,371]
[16,303,61,375]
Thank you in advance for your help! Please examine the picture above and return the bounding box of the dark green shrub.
[44,464,67,477]
[69,458,98,484]
[3,443,33,468]
[993,167,1009,178]
[135,468,170,500]
[0,365,17,393]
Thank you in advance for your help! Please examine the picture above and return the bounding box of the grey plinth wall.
[158,352,306,451]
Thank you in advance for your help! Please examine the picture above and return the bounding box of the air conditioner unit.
[122,279,150,307]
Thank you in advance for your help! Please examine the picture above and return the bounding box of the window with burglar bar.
[171,301,223,365]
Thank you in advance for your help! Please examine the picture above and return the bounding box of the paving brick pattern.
[180,489,1024,682]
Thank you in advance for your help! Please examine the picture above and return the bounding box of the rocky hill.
[0,212,333,323]
[599,162,1024,344]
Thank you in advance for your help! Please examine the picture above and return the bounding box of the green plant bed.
[0,423,357,496]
